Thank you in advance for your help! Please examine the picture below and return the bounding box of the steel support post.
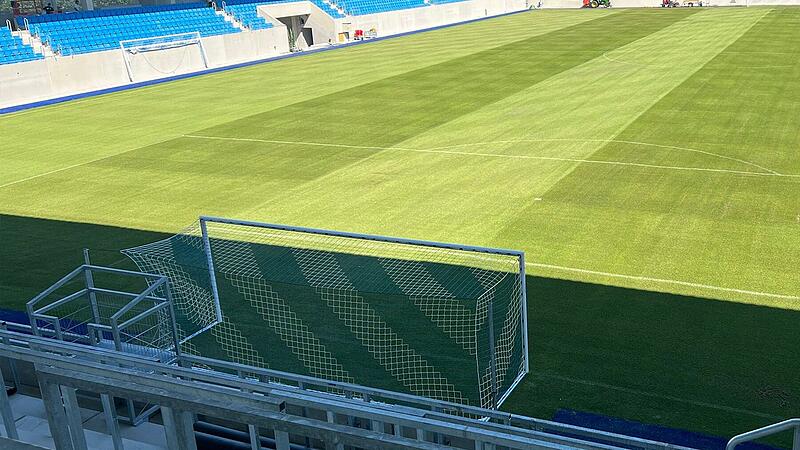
[0,366,18,440]
[100,394,124,450]
[60,387,88,450]
[38,378,73,450]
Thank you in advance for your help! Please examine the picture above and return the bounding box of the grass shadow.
[1,213,797,443]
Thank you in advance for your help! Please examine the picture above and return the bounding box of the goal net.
[119,32,208,82]
[122,216,528,409]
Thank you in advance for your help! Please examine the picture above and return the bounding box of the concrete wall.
[1,0,527,109]
[333,0,527,40]
[258,2,338,48]
[0,27,288,109]
[258,0,527,48]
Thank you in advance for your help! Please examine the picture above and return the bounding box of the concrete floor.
[7,393,168,449]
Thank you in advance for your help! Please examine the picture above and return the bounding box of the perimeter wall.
[0,0,527,110]
[0,26,288,109]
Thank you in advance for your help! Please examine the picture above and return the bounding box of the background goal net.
[123,216,528,409]
[119,32,208,82]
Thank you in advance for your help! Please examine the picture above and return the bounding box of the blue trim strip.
[0,8,529,115]
[553,410,783,450]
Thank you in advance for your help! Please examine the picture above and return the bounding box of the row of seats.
[224,0,345,20]
[23,3,239,55]
[21,3,206,24]
[225,0,467,18]
[335,0,427,15]
[0,27,43,65]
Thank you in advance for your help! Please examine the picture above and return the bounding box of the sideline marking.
[182,134,798,179]
[527,262,800,301]
[0,145,158,190]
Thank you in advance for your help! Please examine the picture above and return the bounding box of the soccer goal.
[123,216,529,409]
[119,32,208,82]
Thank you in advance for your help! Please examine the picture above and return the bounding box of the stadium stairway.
[0,26,43,65]
[17,3,240,56]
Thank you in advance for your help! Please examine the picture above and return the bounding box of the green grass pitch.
[1,5,799,441]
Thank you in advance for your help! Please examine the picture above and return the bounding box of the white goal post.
[120,32,209,82]
[123,216,530,409]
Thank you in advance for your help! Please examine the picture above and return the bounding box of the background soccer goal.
[119,32,208,82]
[123,216,529,409]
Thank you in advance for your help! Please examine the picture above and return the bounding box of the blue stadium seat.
[224,0,345,19]
[0,26,44,65]
[220,0,467,17]
[20,3,240,56]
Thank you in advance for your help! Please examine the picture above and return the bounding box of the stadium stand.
[224,3,276,29]
[221,0,458,19]
[0,26,43,65]
[336,0,427,15]
[224,0,345,20]
[19,4,239,55]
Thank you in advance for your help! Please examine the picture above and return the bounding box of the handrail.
[726,419,800,450]
[0,323,691,450]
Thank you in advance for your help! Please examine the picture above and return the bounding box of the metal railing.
[727,419,800,450]
[0,320,695,450]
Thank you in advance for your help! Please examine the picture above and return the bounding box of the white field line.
[185,134,800,301]
[0,148,144,190]
[528,262,800,301]
[182,134,799,179]
[204,224,799,300]
[426,138,780,175]
[601,51,796,70]
[537,372,783,420]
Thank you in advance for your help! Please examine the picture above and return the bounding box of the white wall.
[333,0,527,39]
[0,27,288,109]
[258,0,527,47]
[258,2,338,47]
[1,0,525,110]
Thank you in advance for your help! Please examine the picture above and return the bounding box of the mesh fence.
[122,219,527,408]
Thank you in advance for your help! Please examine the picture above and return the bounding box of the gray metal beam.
[35,367,448,450]
[161,406,197,450]
[0,328,691,450]
[100,394,124,450]
[60,386,88,450]
[37,377,74,450]
[0,364,19,440]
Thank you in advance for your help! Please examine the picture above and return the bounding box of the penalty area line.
[528,262,800,301]
[182,135,798,179]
